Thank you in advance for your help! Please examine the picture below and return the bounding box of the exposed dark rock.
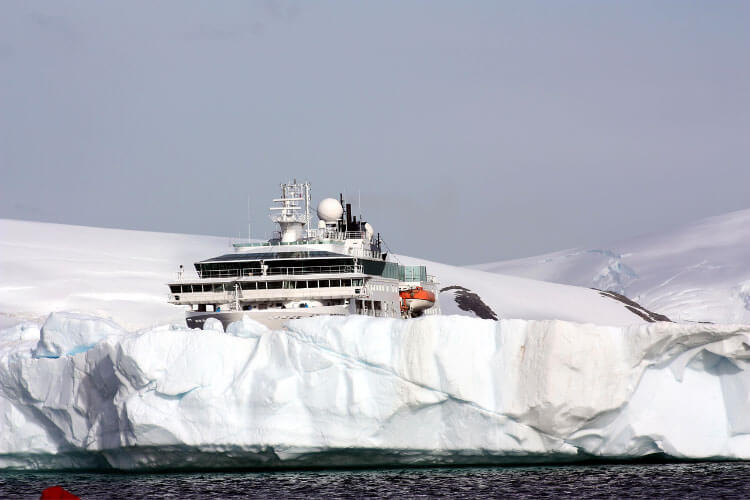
[440,285,499,321]
[596,289,672,323]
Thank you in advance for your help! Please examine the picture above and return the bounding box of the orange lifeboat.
[399,286,436,315]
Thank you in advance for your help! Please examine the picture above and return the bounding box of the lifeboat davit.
[400,286,436,314]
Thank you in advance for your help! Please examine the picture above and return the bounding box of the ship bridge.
[193,250,402,280]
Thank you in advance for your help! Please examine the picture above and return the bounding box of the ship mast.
[269,180,311,243]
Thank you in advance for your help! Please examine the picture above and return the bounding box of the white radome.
[317,198,344,222]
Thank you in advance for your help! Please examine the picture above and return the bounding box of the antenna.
[358,189,361,221]
[304,180,311,229]
[247,194,252,243]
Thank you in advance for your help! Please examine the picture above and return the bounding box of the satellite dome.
[317,198,343,222]
[364,222,374,239]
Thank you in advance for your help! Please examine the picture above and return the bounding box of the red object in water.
[39,486,80,500]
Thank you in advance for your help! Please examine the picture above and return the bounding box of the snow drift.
[1,313,749,470]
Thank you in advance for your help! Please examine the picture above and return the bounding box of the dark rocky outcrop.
[440,285,499,321]
[596,289,672,323]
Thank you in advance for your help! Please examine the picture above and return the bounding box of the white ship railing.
[169,285,364,303]
[197,264,364,279]
[232,230,369,248]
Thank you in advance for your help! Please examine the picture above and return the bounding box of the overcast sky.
[1,1,748,264]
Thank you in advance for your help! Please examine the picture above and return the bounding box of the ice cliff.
[1,313,749,470]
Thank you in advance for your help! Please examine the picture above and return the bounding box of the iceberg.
[0,313,749,470]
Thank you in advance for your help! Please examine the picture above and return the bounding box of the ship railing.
[270,230,367,242]
[168,291,235,302]
[231,230,371,249]
[197,264,364,279]
[168,285,366,303]
[316,230,365,240]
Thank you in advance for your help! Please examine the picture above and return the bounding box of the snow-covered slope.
[473,209,750,324]
[0,313,749,470]
[0,219,229,329]
[0,218,649,327]
[1,218,749,469]
[397,255,655,326]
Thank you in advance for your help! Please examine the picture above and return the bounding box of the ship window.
[212,283,225,293]
[256,281,266,290]
[283,281,295,289]
[268,281,282,289]
[330,279,341,287]
[308,281,318,288]
[170,285,181,294]
[297,281,307,289]
[319,280,329,288]
[342,279,351,287]
[241,282,256,290]
[353,279,363,286]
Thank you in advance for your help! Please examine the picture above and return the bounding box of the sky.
[1,1,749,264]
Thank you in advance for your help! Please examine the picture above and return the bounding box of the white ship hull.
[186,304,353,331]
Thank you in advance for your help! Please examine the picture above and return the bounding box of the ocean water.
[2,462,749,499]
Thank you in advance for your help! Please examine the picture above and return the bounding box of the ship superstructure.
[168,180,439,329]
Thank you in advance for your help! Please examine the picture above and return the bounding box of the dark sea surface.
[2,462,749,499]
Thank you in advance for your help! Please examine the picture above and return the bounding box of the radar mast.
[269,180,311,243]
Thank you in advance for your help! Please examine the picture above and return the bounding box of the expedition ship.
[167,181,439,330]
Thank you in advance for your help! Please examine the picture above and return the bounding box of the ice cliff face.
[1,313,749,470]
